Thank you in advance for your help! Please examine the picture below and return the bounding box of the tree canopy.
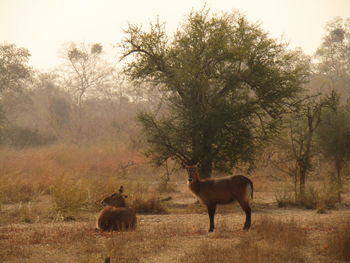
[120,9,310,178]
[315,17,350,97]
[0,44,31,95]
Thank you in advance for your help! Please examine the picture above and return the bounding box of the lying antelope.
[96,186,137,231]
[186,164,253,232]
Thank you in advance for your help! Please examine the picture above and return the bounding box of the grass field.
[0,146,349,263]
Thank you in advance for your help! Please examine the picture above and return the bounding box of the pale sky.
[1,0,350,71]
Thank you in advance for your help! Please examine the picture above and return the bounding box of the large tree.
[121,9,309,178]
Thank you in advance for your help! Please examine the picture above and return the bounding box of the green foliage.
[121,9,309,177]
[317,101,350,168]
[316,97,350,202]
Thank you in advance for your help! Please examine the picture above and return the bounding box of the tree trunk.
[299,162,307,202]
[335,160,343,203]
[293,164,299,202]
[200,158,212,179]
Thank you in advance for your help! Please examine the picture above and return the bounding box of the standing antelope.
[186,164,253,232]
[96,186,137,231]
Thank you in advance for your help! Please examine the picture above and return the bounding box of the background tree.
[287,93,335,201]
[316,95,350,202]
[121,9,309,178]
[59,42,115,143]
[311,16,350,202]
[315,17,350,98]
[0,44,31,94]
[0,44,32,143]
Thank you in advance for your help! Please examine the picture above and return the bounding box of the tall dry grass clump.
[0,145,147,219]
[50,176,123,217]
[302,184,338,211]
[50,178,91,216]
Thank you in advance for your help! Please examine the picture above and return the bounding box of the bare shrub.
[275,183,339,211]
[315,183,339,212]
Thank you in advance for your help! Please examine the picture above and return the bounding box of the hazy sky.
[1,0,349,71]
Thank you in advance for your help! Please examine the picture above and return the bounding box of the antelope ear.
[119,186,124,194]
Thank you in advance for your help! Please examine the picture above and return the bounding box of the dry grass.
[132,193,168,214]
[1,205,350,263]
[0,146,156,219]
[183,216,308,263]
[326,222,350,262]
[0,175,42,204]
[1,146,350,262]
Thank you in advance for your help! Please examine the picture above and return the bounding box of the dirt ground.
[1,181,350,263]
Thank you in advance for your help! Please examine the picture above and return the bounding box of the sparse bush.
[303,185,319,209]
[303,184,338,211]
[18,202,35,223]
[275,184,339,211]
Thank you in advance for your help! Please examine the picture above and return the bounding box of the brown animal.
[186,164,253,232]
[96,186,137,231]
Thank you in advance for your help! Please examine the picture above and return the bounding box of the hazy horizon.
[1,0,350,71]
